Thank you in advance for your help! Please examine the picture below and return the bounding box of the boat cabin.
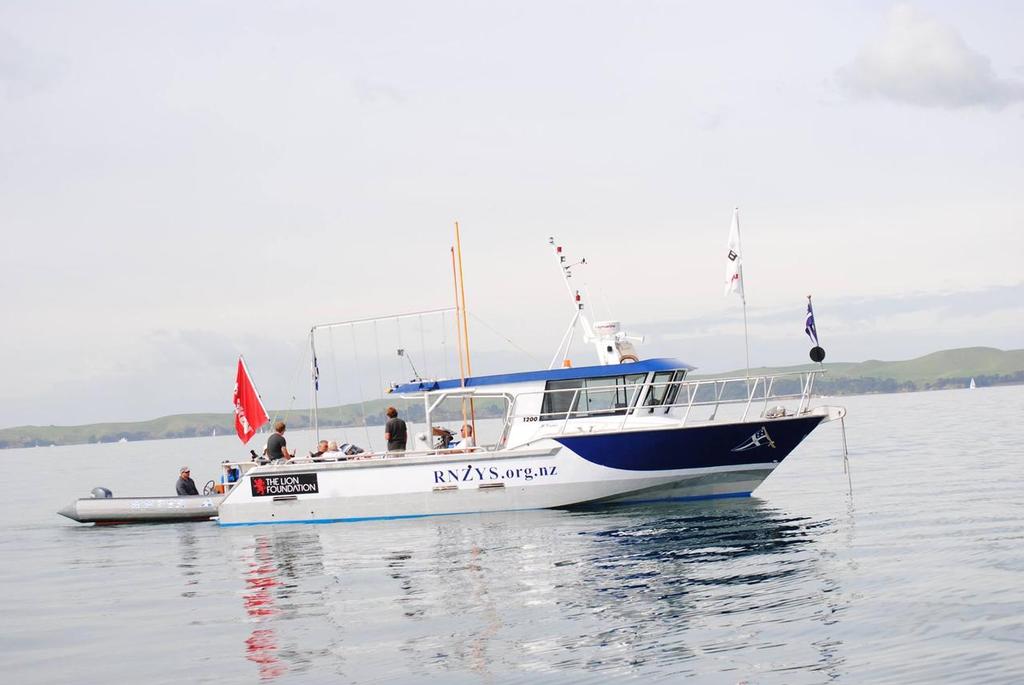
[392,358,694,450]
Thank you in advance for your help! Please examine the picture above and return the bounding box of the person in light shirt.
[450,424,475,451]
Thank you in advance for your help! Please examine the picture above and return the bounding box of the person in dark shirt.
[266,421,293,463]
[384,406,407,452]
[176,466,199,496]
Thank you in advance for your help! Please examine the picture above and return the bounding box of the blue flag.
[805,298,819,346]
[312,355,320,391]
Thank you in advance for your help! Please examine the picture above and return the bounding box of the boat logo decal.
[731,427,776,452]
[128,499,187,510]
[250,473,319,497]
[433,463,557,485]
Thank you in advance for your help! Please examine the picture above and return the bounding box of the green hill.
[697,346,1024,396]
[2,346,1022,449]
[0,396,506,449]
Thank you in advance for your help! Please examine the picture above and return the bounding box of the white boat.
[216,239,846,527]
[970,378,976,389]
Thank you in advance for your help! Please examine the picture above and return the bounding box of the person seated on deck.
[309,439,329,460]
[339,442,366,459]
[449,424,476,451]
[176,466,199,496]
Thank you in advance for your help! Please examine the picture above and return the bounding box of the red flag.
[233,357,269,443]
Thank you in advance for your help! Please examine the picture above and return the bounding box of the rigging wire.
[372,321,384,400]
[467,311,545,366]
[350,324,373,449]
[328,325,344,431]
[268,338,309,438]
[441,310,449,378]
[395,318,403,384]
[418,313,427,380]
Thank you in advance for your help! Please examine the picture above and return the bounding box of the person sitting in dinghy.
[176,466,199,496]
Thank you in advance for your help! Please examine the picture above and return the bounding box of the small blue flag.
[805,297,819,346]
[312,355,320,391]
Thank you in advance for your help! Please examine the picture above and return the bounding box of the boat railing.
[498,369,825,448]
[262,444,490,469]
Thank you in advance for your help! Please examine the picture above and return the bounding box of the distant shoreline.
[3,346,1021,449]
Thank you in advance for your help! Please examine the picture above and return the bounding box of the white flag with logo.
[724,208,744,298]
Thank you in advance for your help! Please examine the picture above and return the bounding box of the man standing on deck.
[266,421,293,463]
[176,466,199,496]
[384,406,407,453]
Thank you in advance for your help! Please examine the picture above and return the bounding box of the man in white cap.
[176,466,199,496]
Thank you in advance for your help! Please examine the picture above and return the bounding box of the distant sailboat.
[969,378,976,389]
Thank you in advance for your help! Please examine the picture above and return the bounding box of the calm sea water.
[2,387,1023,683]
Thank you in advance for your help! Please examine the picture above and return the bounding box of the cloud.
[838,4,1024,109]
[0,31,64,100]
[352,78,406,104]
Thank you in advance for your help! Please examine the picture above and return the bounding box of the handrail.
[495,369,827,447]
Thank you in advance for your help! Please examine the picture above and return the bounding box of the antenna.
[397,348,421,380]
[548,237,644,367]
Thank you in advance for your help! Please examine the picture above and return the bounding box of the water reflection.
[234,529,333,680]
[228,499,849,681]
[176,527,200,597]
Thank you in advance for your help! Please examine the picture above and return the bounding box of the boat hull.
[58,495,223,525]
[217,415,824,526]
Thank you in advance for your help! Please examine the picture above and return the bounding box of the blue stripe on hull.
[555,415,824,471]
[218,506,543,527]
[218,492,755,526]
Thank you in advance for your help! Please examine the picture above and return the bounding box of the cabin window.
[541,379,583,418]
[643,370,687,411]
[664,370,687,406]
[541,373,648,419]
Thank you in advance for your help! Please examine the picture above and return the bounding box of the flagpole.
[238,355,268,419]
[808,294,824,371]
[310,331,319,442]
[735,209,751,379]
[742,293,750,379]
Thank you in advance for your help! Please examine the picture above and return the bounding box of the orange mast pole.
[454,222,476,434]
[451,247,468,430]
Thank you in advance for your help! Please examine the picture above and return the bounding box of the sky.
[1,1,1022,427]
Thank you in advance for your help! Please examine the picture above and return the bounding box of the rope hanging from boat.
[840,415,853,499]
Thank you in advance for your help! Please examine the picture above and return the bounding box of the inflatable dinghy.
[58,488,223,525]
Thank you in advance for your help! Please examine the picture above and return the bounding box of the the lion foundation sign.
[250,473,319,497]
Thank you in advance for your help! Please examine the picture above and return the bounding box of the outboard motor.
[91,487,113,498]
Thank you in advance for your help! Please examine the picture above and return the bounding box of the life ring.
[619,354,639,363]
